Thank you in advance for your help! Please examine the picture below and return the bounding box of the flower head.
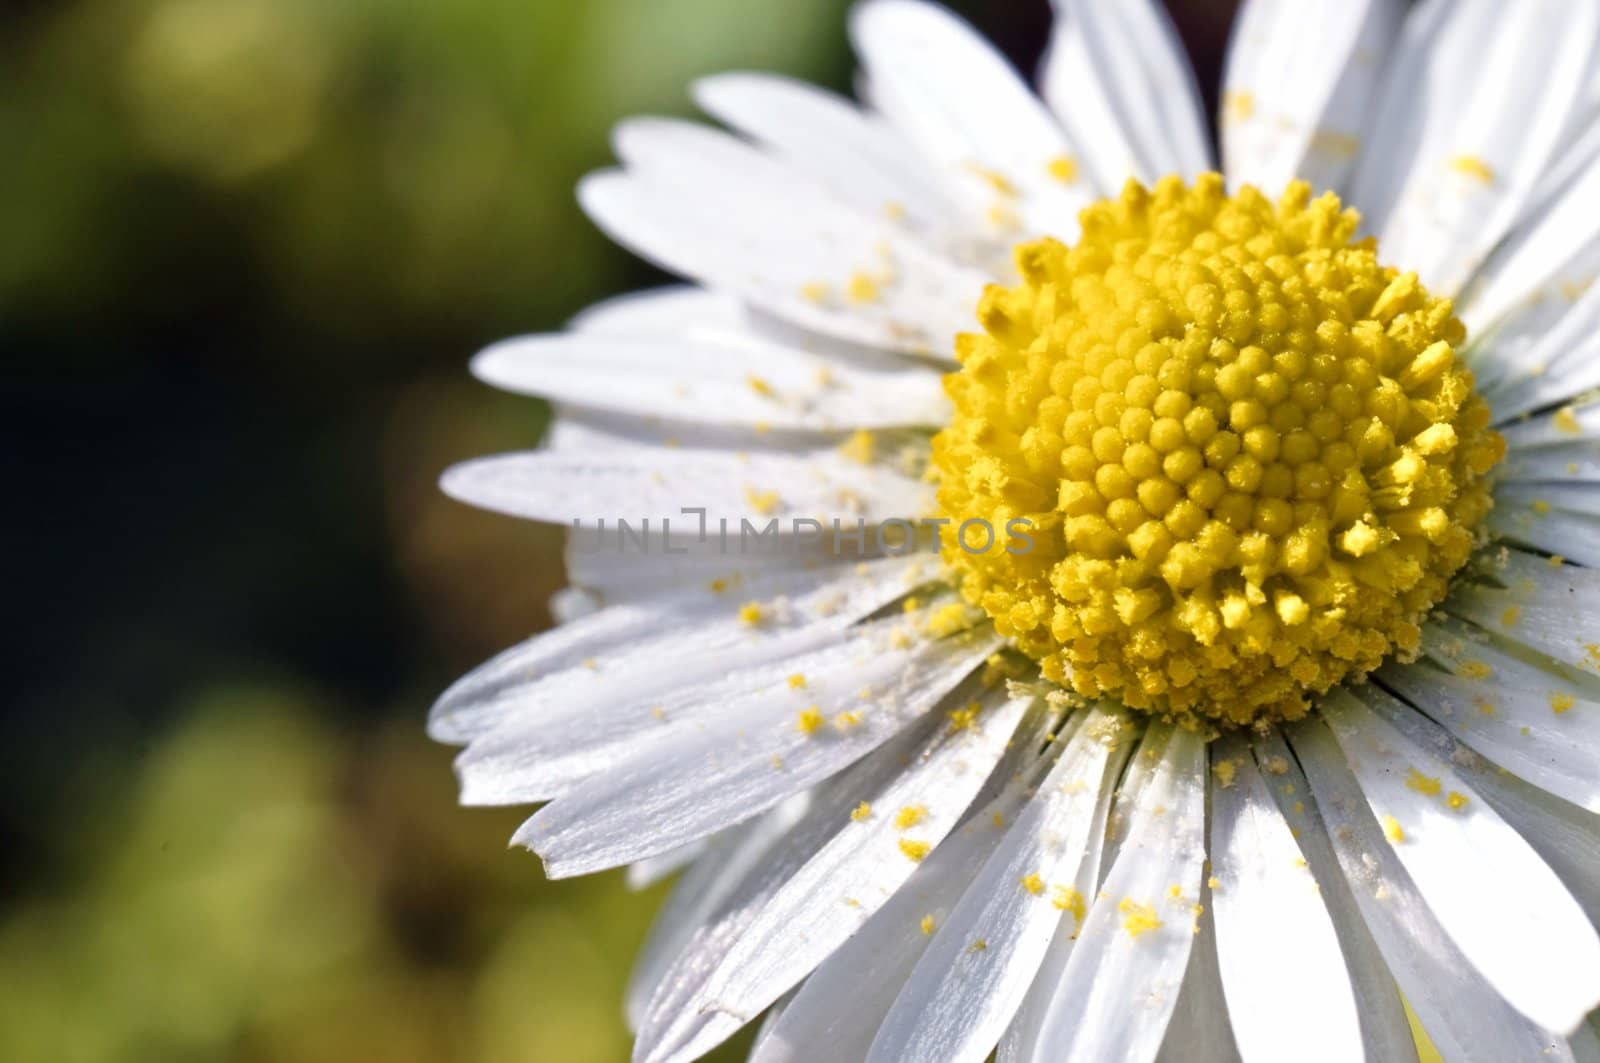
[435,2,1600,1060]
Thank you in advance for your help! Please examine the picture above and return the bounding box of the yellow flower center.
[932,175,1503,727]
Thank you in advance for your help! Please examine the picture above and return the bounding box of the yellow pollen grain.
[1383,815,1406,843]
[747,374,775,398]
[744,487,780,515]
[947,701,982,731]
[1450,155,1495,183]
[1447,791,1469,811]
[1119,897,1163,938]
[1551,691,1576,714]
[1500,605,1522,627]
[1549,554,1566,568]
[899,838,931,862]
[1212,759,1237,789]
[884,201,908,222]
[833,710,864,731]
[1457,659,1492,680]
[894,804,928,829]
[966,163,1018,198]
[851,801,872,822]
[788,673,807,689]
[1207,876,1221,890]
[930,175,1501,728]
[1021,872,1045,895]
[738,601,764,625]
[709,578,728,593]
[991,811,1006,828]
[1555,406,1582,434]
[920,913,936,935]
[1047,155,1079,184]
[797,706,823,735]
[1262,756,1289,775]
[846,271,882,305]
[799,281,831,305]
[840,429,877,464]
[1223,90,1255,123]
[1051,885,1086,923]
[969,938,988,953]
[986,203,1021,232]
[1531,499,1550,515]
[1405,767,1442,796]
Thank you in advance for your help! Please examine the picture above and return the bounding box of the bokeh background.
[1,2,1241,1060]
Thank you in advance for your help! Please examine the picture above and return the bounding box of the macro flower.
[432,1,1600,1060]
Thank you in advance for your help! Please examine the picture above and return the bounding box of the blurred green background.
[0,1,1235,1060]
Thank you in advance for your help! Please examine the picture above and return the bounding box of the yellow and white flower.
[433,2,1600,1060]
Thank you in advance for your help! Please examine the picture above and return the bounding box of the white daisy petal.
[520,619,1002,877]
[1032,724,1207,1063]
[1289,716,1583,1059]
[630,750,911,1063]
[1153,895,1242,1063]
[690,72,955,237]
[472,332,948,431]
[441,440,933,530]
[996,741,1122,1063]
[750,767,1049,1063]
[1052,0,1213,181]
[1208,734,1364,1063]
[1356,684,1600,929]
[1036,17,1148,190]
[1474,281,1600,423]
[1459,144,1600,346]
[634,708,1024,1063]
[866,704,1133,1063]
[1498,399,1600,456]
[562,546,845,608]
[1219,0,1402,196]
[848,0,1092,240]
[1380,620,1600,814]
[625,838,710,893]
[456,607,930,806]
[1251,730,1420,1063]
[579,142,988,359]
[697,689,1039,1024]
[1353,0,1600,295]
[433,555,927,745]
[570,284,745,338]
[1443,553,1600,674]
[625,796,809,1030]
[1489,505,1600,568]
[1317,691,1600,1034]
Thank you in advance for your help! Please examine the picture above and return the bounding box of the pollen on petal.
[1119,897,1163,938]
[898,838,931,862]
[893,804,927,829]
[1404,768,1441,796]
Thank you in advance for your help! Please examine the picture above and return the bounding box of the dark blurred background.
[0,2,1236,1059]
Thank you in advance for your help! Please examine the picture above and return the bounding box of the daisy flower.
[432,1,1600,1060]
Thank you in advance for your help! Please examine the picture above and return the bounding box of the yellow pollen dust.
[932,175,1502,727]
